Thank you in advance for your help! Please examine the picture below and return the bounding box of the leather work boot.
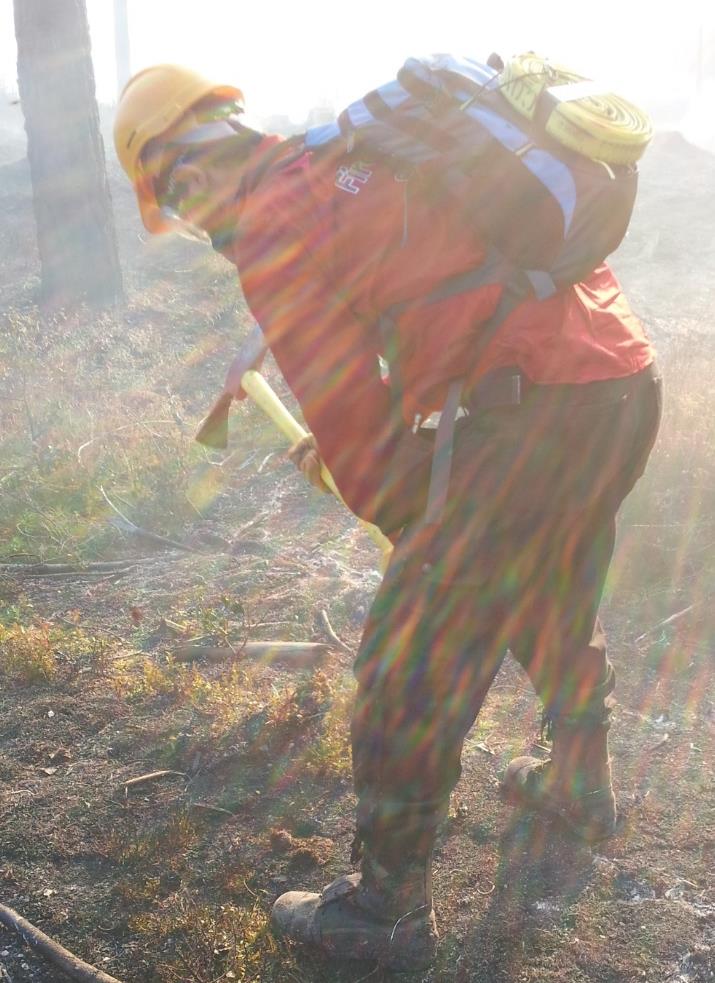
[271,849,437,972]
[502,719,617,842]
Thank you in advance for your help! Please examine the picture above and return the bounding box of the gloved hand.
[287,433,330,493]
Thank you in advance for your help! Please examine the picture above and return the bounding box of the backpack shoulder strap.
[378,246,554,412]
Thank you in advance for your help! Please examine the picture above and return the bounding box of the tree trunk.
[114,0,131,99]
[14,0,124,308]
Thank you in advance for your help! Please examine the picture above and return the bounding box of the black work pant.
[351,364,662,859]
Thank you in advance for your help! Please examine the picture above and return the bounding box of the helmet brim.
[124,80,243,234]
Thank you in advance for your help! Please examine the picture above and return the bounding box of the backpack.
[305,52,651,303]
[303,53,653,524]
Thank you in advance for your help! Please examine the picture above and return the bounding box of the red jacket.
[225,137,655,531]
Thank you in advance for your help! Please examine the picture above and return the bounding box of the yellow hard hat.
[114,64,243,232]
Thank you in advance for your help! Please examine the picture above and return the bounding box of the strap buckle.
[466,369,523,412]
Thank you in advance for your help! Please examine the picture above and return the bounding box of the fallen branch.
[173,641,329,668]
[317,608,351,653]
[101,486,203,554]
[634,603,699,643]
[257,451,277,474]
[0,561,138,576]
[188,802,235,818]
[0,902,124,983]
[122,770,186,793]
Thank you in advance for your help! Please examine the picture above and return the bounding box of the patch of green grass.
[107,813,200,872]
[0,592,34,628]
[0,620,114,683]
[302,671,354,779]
[130,898,290,983]
[0,300,273,563]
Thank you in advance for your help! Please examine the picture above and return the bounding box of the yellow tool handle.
[240,370,394,563]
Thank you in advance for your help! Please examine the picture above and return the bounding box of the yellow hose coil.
[499,53,652,165]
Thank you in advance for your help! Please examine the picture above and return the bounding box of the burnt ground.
[0,129,714,983]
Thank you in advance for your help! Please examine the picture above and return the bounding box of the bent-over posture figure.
[115,62,661,972]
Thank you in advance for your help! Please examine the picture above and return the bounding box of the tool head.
[195,392,232,449]
[114,64,244,234]
[195,323,267,449]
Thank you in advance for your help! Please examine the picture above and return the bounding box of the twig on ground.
[122,770,186,794]
[257,451,277,473]
[201,447,258,471]
[160,617,189,638]
[0,561,138,575]
[474,742,495,755]
[101,486,203,554]
[0,902,124,983]
[634,603,698,643]
[353,965,384,983]
[188,802,235,818]
[232,514,270,538]
[0,561,138,581]
[648,733,671,753]
[183,492,205,519]
[317,608,351,653]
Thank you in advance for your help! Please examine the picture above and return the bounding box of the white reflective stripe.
[347,100,376,128]
[378,79,412,109]
[304,121,341,147]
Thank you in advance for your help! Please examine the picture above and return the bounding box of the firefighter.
[114,65,661,972]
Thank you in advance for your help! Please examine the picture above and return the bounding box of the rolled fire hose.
[499,52,652,165]
[240,369,394,567]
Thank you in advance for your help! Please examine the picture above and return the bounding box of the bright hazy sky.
[0,0,713,128]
